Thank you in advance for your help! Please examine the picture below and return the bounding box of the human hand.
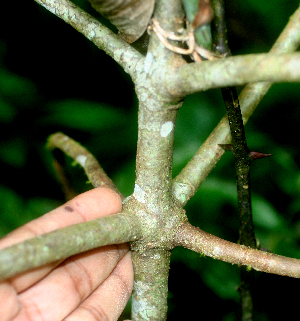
[0,187,133,321]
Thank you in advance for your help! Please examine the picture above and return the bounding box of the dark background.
[1,0,300,319]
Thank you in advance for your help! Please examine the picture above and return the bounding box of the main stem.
[128,95,182,320]
[128,1,187,319]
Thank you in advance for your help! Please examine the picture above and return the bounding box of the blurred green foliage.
[1,0,300,320]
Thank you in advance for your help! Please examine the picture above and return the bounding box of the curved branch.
[174,223,300,278]
[0,212,141,281]
[168,52,300,97]
[47,132,123,199]
[33,0,143,77]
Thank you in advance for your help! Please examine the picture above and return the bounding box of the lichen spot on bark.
[76,155,87,167]
[133,184,146,203]
[160,121,173,138]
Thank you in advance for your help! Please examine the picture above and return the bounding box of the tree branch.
[172,5,300,206]
[168,52,300,97]
[33,0,143,77]
[47,132,123,199]
[0,211,141,281]
[237,4,300,124]
[174,222,300,278]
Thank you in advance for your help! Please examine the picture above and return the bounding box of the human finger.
[0,187,123,321]
[0,187,122,250]
[11,244,131,321]
[63,251,133,321]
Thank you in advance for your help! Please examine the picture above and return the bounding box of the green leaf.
[44,99,126,131]
[252,196,284,229]
[0,185,60,237]
[182,0,199,23]
[0,139,27,167]
[0,97,16,122]
[182,0,212,49]
[0,69,38,106]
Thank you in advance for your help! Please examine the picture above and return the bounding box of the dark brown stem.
[212,0,256,249]
[221,88,256,248]
[211,0,230,56]
[212,1,255,319]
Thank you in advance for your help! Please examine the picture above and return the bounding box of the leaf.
[0,138,27,168]
[182,0,213,49]
[0,98,16,123]
[182,0,200,24]
[0,185,60,237]
[44,99,125,132]
[0,69,38,106]
[88,0,155,43]
[192,0,214,29]
[252,196,284,229]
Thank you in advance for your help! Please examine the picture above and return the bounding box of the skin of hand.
[0,187,133,321]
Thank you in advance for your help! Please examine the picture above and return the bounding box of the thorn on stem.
[249,151,273,160]
[218,144,273,160]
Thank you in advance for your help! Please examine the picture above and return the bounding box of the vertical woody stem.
[212,1,256,320]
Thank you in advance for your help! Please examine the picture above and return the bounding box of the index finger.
[0,187,123,290]
[0,187,122,250]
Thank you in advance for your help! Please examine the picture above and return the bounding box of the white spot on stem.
[160,121,174,137]
[144,52,153,73]
[76,155,87,167]
[133,184,146,203]
[213,246,222,256]
[86,26,96,40]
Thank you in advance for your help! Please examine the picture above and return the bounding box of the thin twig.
[47,132,123,199]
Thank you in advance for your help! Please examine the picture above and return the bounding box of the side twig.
[47,132,123,199]
[0,212,141,281]
[174,222,300,278]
